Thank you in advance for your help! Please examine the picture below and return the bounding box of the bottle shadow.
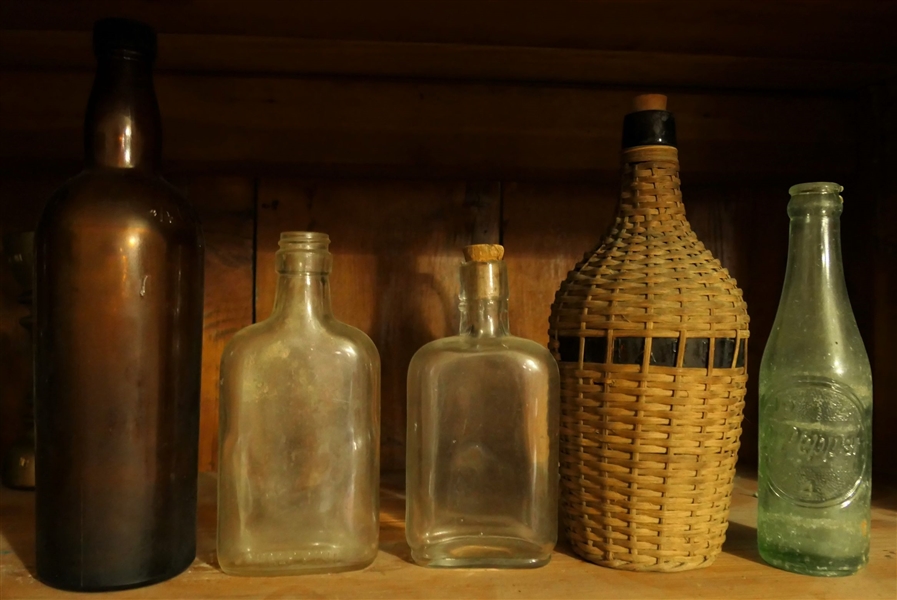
[722,521,766,566]
[194,474,220,571]
[379,518,414,565]
[551,537,582,561]
[377,475,414,565]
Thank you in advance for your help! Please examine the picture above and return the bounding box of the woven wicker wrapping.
[549,145,749,572]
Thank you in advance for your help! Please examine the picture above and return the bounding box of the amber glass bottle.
[33,19,204,591]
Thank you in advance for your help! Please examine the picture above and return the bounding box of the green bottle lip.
[789,182,843,196]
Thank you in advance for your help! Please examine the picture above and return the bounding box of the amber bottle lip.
[93,18,157,62]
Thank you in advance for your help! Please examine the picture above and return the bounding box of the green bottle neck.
[780,189,850,313]
[762,184,870,388]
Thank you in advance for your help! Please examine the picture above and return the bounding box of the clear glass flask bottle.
[217,232,381,576]
[758,183,872,576]
[406,244,560,568]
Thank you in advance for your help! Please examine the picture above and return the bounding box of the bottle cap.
[93,18,157,61]
[622,94,677,149]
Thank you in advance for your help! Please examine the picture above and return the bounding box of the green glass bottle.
[758,182,872,576]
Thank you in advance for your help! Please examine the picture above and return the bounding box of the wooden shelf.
[2,472,895,599]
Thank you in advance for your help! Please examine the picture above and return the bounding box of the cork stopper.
[463,244,504,262]
[632,94,667,112]
[460,245,507,300]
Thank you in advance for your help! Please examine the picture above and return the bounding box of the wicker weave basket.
[548,96,749,572]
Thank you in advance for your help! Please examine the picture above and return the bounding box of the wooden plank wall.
[0,72,859,180]
[867,85,897,483]
[0,1,894,480]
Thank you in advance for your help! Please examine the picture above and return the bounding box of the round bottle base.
[759,546,867,577]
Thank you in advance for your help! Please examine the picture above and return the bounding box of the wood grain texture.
[502,181,618,346]
[0,174,253,474]
[255,179,500,470]
[0,177,61,470]
[863,85,897,483]
[0,71,858,180]
[2,0,895,63]
[686,185,783,472]
[2,30,895,92]
[1,471,895,599]
[171,177,255,473]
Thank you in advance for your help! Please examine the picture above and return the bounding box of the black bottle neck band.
[622,110,677,149]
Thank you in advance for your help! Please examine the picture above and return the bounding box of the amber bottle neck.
[84,55,161,171]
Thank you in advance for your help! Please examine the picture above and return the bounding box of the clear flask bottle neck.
[458,260,510,338]
[271,232,333,323]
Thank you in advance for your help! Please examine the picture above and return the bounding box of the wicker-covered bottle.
[548,94,750,572]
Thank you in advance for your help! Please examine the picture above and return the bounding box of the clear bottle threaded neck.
[276,232,332,274]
